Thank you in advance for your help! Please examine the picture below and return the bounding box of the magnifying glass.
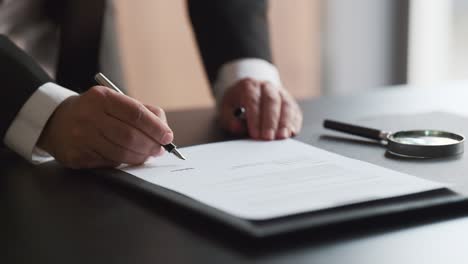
[323,120,465,158]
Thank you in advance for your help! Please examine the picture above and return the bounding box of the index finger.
[103,91,173,145]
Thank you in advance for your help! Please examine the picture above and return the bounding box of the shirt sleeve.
[3,82,78,164]
[213,58,282,105]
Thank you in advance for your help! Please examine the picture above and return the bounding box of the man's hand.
[37,86,173,169]
[219,78,303,140]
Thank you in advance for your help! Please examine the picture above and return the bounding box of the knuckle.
[88,85,110,99]
[263,92,278,104]
[262,86,280,102]
[80,86,109,114]
[282,99,292,108]
[152,106,165,117]
[238,77,256,88]
[280,89,292,100]
[240,80,259,94]
[244,93,260,106]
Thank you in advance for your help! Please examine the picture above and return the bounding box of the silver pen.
[95,72,186,160]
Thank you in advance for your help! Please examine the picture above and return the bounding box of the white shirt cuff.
[213,58,282,105]
[3,83,78,164]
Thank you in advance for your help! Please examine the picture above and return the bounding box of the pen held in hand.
[94,72,186,160]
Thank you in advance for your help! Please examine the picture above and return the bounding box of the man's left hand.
[219,78,303,140]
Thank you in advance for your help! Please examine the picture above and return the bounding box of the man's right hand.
[37,86,173,169]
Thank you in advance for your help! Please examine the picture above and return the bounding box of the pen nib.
[171,149,187,160]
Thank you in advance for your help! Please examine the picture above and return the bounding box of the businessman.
[0,0,303,168]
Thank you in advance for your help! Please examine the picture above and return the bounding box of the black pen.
[94,72,186,160]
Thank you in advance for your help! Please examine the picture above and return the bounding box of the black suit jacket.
[0,0,272,143]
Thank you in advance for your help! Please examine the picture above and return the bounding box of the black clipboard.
[94,168,468,238]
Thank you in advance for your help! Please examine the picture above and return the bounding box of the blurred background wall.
[112,0,468,110]
[113,0,320,110]
[322,0,409,95]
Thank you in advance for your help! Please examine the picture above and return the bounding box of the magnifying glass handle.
[323,120,386,141]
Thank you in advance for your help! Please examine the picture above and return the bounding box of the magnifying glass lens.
[390,130,464,146]
[392,135,460,146]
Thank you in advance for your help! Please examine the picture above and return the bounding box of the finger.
[276,90,294,139]
[97,112,162,156]
[152,145,165,157]
[145,104,167,123]
[86,127,150,165]
[84,150,121,168]
[291,108,303,136]
[260,82,281,140]
[220,102,247,135]
[277,91,303,138]
[276,100,293,139]
[144,105,173,155]
[239,79,261,139]
[282,90,303,136]
[142,105,171,155]
[103,91,173,145]
[218,80,248,135]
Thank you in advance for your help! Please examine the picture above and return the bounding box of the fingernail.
[263,129,275,140]
[161,132,173,145]
[278,127,289,139]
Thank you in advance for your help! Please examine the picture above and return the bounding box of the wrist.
[37,95,77,155]
[214,58,282,107]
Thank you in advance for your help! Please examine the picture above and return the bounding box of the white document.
[121,139,445,220]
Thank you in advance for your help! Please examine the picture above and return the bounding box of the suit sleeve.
[0,35,53,142]
[187,0,272,85]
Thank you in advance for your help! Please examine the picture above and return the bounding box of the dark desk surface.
[3,81,468,263]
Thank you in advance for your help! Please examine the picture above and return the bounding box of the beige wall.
[114,0,320,110]
[269,0,320,99]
